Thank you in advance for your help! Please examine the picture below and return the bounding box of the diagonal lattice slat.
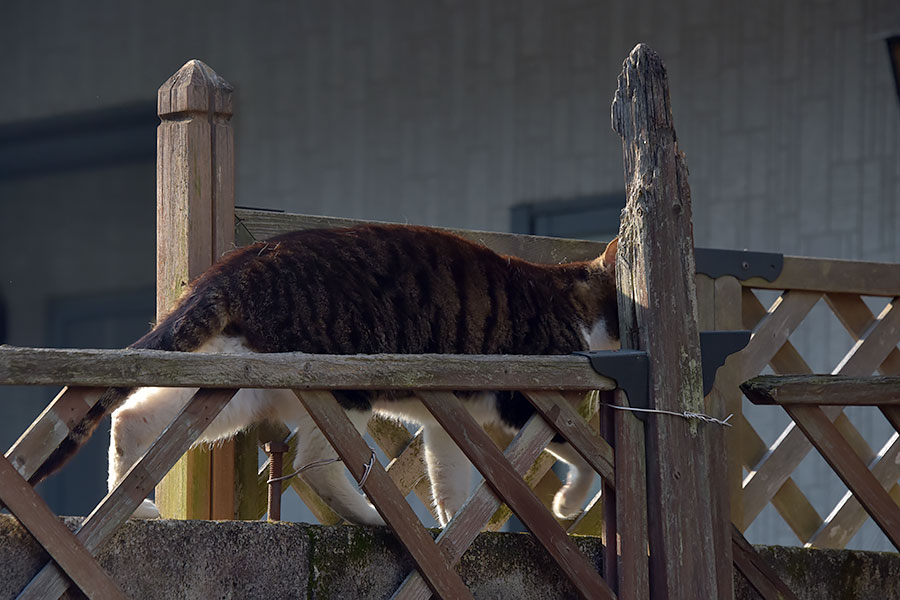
[741,294,900,534]
[18,388,238,600]
[784,403,900,550]
[804,294,900,546]
[738,290,822,382]
[292,389,475,600]
[393,395,565,600]
[418,390,616,600]
[0,455,125,599]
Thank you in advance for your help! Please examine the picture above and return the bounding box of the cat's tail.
[29,284,231,485]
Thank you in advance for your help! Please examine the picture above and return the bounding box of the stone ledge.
[1,516,898,599]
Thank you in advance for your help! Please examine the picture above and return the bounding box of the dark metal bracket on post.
[695,247,784,282]
[576,330,750,420]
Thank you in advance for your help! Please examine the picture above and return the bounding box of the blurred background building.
[1,0,899,549]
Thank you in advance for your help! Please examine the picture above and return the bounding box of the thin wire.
[606,404,733,427]
[267,457,341,484]
[266,448,378,489]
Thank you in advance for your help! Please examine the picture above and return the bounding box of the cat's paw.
[552,490,584,520]
[131,498,161,519]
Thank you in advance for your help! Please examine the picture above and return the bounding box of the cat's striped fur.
[33,224,619,525]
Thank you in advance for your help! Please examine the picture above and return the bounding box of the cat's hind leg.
[546,441,595,519]
[290,407,385,526]
[109,386,199,518]
[422,424,470,527]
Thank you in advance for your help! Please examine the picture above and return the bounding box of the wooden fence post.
[612,44,734,598]
[155,59,256,520]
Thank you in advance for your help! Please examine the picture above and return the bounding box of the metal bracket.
[575,330,750,420]
[699,330,751,395]
[574,349,650,412]
[695,247,783,282]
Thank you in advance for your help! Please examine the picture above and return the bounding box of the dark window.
[511,194,623,240]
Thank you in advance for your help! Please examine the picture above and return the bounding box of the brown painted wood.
[743,375,900,405]
[392,408,560,600]
[810,436,900,548]
[523,391,616,485]
[610,390,650,600]
[710,276,746,530]
[738,290,822,381]
[612,43,729,599]
[156,59,239,520]
[235,208,609,264]
[0,346,616,391]
[741,298,900,532]
[731,525,799,600]
[598,397,618,594]
[735,414,824,540]
[418,390,615,600]
[784,403,900,550]
[0,456,125,600]
[293,390,474,600]
[743,256,900,297]
[18,388,237,600]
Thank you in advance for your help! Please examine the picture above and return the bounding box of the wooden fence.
[2,42,899,599]
[724,261,900,548]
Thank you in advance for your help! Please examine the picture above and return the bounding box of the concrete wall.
[2,0,900,549]
[1,517,898,600]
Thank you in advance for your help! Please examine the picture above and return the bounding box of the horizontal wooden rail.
[742,257,900,296]
[237,210,900,298]
[743,375,900,405]
[0,346,616,391]
[235,208,606,265]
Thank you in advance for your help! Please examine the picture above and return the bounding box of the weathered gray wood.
[418,390,615,600]
[18,388,237,600]
[3,386,102,487]
[743,375,900,405]
[0,346,616,391]
[293,390,474,600]
[612,43,730,599]
[0,456,125,600]
[156,58,242,520]
[235,208,608,264]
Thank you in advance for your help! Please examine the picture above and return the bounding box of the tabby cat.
[34,224,619,526]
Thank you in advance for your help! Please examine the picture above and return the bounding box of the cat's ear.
[599,237,618,271]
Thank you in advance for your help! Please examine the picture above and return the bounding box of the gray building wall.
[2,0,899,549]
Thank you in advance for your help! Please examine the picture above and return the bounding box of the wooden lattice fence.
[6,42,900,600]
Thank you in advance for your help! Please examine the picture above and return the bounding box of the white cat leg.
[546,441,595,519]
[109,387,199,518]
[291,408,385,526]
[422,424,470,527]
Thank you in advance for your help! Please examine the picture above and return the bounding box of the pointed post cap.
[611,44,674,140]
[158,59,233,118]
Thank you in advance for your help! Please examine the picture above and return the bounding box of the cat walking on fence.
[32,225,619,526]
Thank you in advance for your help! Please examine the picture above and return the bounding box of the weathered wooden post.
[155,60,257,519]
[612,44,733,598]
